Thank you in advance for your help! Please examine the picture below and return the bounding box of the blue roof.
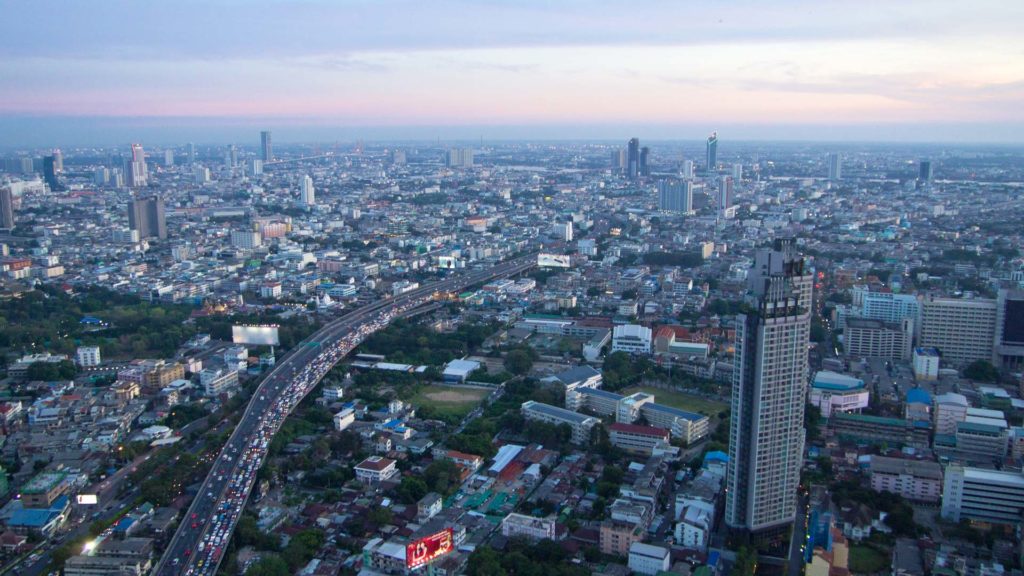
[579,388,625,401]
[115,517,135,531]
[80,316,104,324]
[8,508,58,527]
[703,451,729,464]
[646,403,705,421]
[906,388,932,405]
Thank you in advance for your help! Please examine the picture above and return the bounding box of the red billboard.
[406,528,454,570]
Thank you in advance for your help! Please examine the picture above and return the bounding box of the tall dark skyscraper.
[43,155,64,191]
[0,188,15,230]
[627,138,640,180]
[827,152,842,181]
[639,146,650,177]
[726,239,812,549]
[706,132,718,174]
[919,160,933,182]
[261,130,273,162]
[128,195,167,240]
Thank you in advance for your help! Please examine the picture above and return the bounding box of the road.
[153,254,538,575]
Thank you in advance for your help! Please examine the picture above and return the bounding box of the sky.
[1,0,1024,145]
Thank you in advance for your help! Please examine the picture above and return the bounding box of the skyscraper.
[706,132,718,174]
[300,175,315,205]
[127,143,148,188]
[445,148,474,168]
[640,146,650,177]
[611,149,627,173]
[627,138,640,180]
[827,152,842,181]
[260,130,273,162]
[919,160,933,182]
[726,239,812,547]
[43,155,64,191]
[718,176,734,218]
[128,195,167,240]
[0,188,15,230]
[658,179,692,213]
[52,149,63,173]
[682,159,694,179]
[187,142,197,165]
[164,149,175,167]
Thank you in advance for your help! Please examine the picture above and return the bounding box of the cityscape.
[1,2,1024,576]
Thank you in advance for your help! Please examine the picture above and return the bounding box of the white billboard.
[232,325,281,346]
[77,494,98,505]
[537,253,571,268]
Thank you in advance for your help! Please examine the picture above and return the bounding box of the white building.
[675,505,712,551]
[521,401,598,444]
[300,175,315,205]
[612,324,652,354]
[808,371,868,417]
[333,408,355,432]
[933,392,970,435]
[628,542,670,575]
[76,346,101,367]
[201,368,238,397]
[323,386,344,401]
[501,513,559,541]
[913,347,940,381]
[354,456,398,483]
[941,465,1024,525]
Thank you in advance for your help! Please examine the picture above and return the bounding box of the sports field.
[409,385,489,418]
[621,386,728,416]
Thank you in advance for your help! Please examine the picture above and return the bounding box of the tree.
[730,546,758,576]
[247,555,290,576]
[395,476,429,504]
[366,507,393,527]
[964,360,999,382]
[504,349,534,376]
[466,546,507,576]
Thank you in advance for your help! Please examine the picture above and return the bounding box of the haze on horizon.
[1,0,1023,146]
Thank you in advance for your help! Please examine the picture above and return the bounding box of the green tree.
[964,360,999,382]
[247,555,290,576]
[504,349,534,376]
[730,546,758,576]
[466,546,507,576]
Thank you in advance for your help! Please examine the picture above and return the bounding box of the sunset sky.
[2,0,1023,144]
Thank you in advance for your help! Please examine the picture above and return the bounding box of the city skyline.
[1,1,1023,145]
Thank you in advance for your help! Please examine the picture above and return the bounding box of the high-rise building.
[827,152,842,181]
[682,159,694,179]
[0,188,14,230]
[919,160,933,182]
[640,146,650,177]
[300,175,315,205]
[128,195,167,240]
[732,163,742,181]
[918,296,997,366]
[612,149,628,173]
[93,167,109,186]
[658,179,693,213]
[993,289,1024,370]
[260,131,273,162]
[127,143,148,188]
[193,166,210,185]
[445,148,474,168]
[706,132,718,174]
[390,149,406,166]
[726,239,812,546]
[52,149,63,173]
[627,138,640,180]
[248,159,264,177]
[718,176,734,218]
[225,145,238,169]
[43,155,64,191]
[187,142,197,165]
[164,149,174,167]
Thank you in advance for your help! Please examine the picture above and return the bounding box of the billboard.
[77,494,98,505]
[232,325,280,346]
[406,528,454,570]
[537,253,571,268]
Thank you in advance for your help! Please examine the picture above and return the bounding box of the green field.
[408,385,489,418]
[849,545,888,574]
[621,386,728,417]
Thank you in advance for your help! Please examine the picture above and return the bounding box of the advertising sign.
[405,528,454,570]
[232,325,281,346]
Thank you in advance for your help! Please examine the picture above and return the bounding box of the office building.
[43,155,64,192]
[682,159,694,178]
[193,166,210,185]
[127,195,167,240]
[163,149,174,167]
[627,138,640,179]
[51,149,62,173]
[260,130,273,162]
[127,143,148,188]
[844,317,913,360]
[93,167,109,186]
[639,146,650,177]
[919,160,933,182]
[870,456,943,503]
[828,152,842,181]
[611,148,627,173]
[248,159,264,177]
[726,239,812,543]
[300,175,315,205]
[445,147,474,168]
[0,188,14,230]
[612,324,652,354]
[919,297,997,366]
[520,400,598,444]
[853,288,921,325]
[187,142,196,164]
[941,466,1024,526]
[706,132,718,173]
[658,179,693,213]
[993,289,1024,370]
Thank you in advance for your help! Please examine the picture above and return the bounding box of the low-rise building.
[941,465,1024,526]
[808,371,869,417]
[870,456,943,503]
[913,347,941,381]
[501,513,560,541]
[521,401,598,444]
[608,423,671,455]
[628,542,670,575]
[612,324,652,354]
[599,520,644,557]
[354,456,398,484]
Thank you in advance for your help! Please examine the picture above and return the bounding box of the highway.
[153,254,537,575]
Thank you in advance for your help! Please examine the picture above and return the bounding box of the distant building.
[442,359,480,383]
[128,195,167,240]
[76,346,101,367]
[912,347,940,381]
[200,368,238,397]
[260,130,273,162]
[933,392,970,435]
[919,159,933,182]
[0,188,14,230]
[639,146,650,177]
[445,148,474,168]
[658,179,693,213]
[827,152,842,181]
[300,175,315,205]
[844,317,913,361]
[627,138,640,179]
[919,296,997,366]
[993,289,1024,371]
[612,324,652,354]
[706,132,718,173]
[43,155,64,192]
[127,143,148,188]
